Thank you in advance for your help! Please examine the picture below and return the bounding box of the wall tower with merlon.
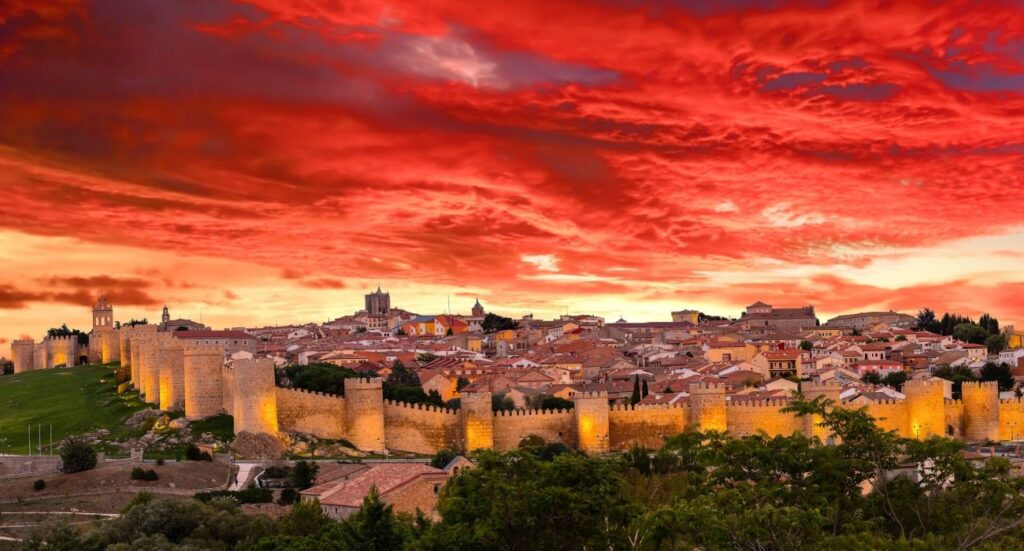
[688,382,727,432]
[343,378,386,453]
[139,337,162,404]
[904,378,947,439]
[573,391,610,453]
[12,339,35,374]
[460,390,494,451]
[962,381,999,442]
[183,344,225,419]
[231,357,279,436]
[158,338,185,411]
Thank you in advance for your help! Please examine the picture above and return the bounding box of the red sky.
[2,0,1024,352]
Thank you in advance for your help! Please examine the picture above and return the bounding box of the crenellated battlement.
[279,386,344,400]
[727,398,794,408]
[610,402,685,412]
[384,399,458,416]
[575,390,609,400]
[13,338,34,345]
[345,377,384,389]
[182,344,226,355]
[688,382,726,393]
[495,408,572,417]
[963,381,999,389]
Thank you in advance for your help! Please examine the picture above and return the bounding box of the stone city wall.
[608,403,687,450]
[276,387,347,439]
[383,400,460,454]
[492,408,575,451]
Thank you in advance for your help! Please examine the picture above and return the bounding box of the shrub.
[430,448,459,469]
[33,479,46,491]
[195,487,273,504]
[185,444,213,462]
[60,436,97,474]
[131,467,159,481]
[290,461,319,490]
[278,487,299,505]
[264,465,291,479]
[156,458,165,466]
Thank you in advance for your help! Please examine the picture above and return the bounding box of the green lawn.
[0,364,148,455]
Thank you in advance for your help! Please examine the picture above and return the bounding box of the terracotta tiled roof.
[172,330,252,339]
[310,464,446,507]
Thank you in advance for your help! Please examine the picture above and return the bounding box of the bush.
[156,458,165,466]
[291,461,319,490]
[195,487,273,504]
[264,465,290,479]
[132,467,159,481]
[278,487,299,505]
[60,436,97,473]
[430,448,459,469]
[186,444,213,462]
[33,479,46,491]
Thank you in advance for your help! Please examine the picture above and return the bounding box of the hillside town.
[8,288,1024,416]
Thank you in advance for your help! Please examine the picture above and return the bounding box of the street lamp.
[913,424,921,440]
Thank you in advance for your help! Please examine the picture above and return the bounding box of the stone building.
[737,302,818,331]
[364,286,391,316]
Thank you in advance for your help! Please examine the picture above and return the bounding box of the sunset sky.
[2,0,1024,354]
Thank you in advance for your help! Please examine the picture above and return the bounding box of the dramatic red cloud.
[1,0,1024,348]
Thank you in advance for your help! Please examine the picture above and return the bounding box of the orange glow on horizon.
[2,1,1024,354]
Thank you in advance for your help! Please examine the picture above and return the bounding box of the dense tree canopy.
[32,400,1024,550]
[481,313,519,333]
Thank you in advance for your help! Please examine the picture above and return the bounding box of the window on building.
[433,484,440,495]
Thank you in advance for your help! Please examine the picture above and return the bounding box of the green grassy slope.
[0,364,147,454]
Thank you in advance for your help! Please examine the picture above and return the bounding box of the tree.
[60,436,97,473]
[424,451,635,550]
[933,365,977,399]
[953,322,990,345]
[286,363,361,395]
[455,376,470,392]
[915,308,940,333]
[430,448,459,469]
[416,352,439,364]
[278,499,332,537]
[979,313,1000,334]
[986,333,1008,354]
[980,362,1015,392]
[861,371,882,385]
[335,488,408,551]
[1,359,12,375]
[387,360,421,387]
[291,460,319,490]
[528,395,574,410]
[630,375,641,405]
[46,324,89,345]
[880,370,908,391]
[491,393,515,412]
[800,340,813,351]
[481,313,519,333]
[641,379,649,398]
